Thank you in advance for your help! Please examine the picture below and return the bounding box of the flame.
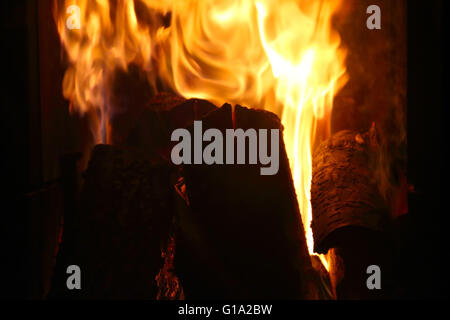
[54,0,348,270]
[53,0,163,142]
[254,1,347,269]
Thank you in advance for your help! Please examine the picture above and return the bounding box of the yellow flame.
[255,0,348,268]
[54,0,348,270]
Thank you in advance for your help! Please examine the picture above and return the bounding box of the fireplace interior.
[2,0,446,300]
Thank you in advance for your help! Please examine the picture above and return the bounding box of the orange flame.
[54,0,348,269]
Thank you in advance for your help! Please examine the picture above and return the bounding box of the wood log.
[325,229,395,300]
[111,93,217,160]
[311,129,389,254]
[311,129,394,299]
[49,144,175,299]
[48,96,220,299]
[174,103,315,299]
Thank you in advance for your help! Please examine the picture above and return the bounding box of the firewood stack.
[50,88,398,300]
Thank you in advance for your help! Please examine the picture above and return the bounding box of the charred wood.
[175,104,315,299]
[49,145,174,299]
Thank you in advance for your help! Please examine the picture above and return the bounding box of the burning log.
[50,94,323,299]
[49,145,175,299]
[109,90,217,160]
[174,103,315,299]
[49,93,222,299]
[311,129,394,299]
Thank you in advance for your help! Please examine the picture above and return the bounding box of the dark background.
[406,0,447,299]
[1,0,447,299]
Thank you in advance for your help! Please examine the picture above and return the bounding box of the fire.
[54,0,347,269]
[254,1,348,269]
[53,0,161,142]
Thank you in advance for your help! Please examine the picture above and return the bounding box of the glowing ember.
[54,0,348,270]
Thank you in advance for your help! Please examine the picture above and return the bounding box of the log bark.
[110,92,217,159]
[175,103,315,299]
[311,129,389,254]
[311,129,394,299]
[49,145,175,299]
[325,229,395,300]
